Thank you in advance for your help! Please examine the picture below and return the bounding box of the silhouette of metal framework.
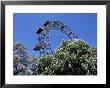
[33,20,78,55]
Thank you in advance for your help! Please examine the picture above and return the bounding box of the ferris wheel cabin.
[36,21,50,34]
[33,42,44,51]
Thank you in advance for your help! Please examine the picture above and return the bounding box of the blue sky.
[14,13,97,57]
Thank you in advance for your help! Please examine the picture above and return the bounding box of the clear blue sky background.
[14,13,97,57]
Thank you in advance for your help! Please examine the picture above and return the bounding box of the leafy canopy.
[14,39,97,75]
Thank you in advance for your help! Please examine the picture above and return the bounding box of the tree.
[13,42,31,75]
[36,39,97,75]
[13,39,97,75]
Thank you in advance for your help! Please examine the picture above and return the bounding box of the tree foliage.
[13,42,33,75]
[36,39,97,75]
[14,39,97,75]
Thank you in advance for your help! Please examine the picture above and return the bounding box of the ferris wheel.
[33,20,78,55]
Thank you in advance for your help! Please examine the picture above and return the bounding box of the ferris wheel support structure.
[33,20,79,55]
